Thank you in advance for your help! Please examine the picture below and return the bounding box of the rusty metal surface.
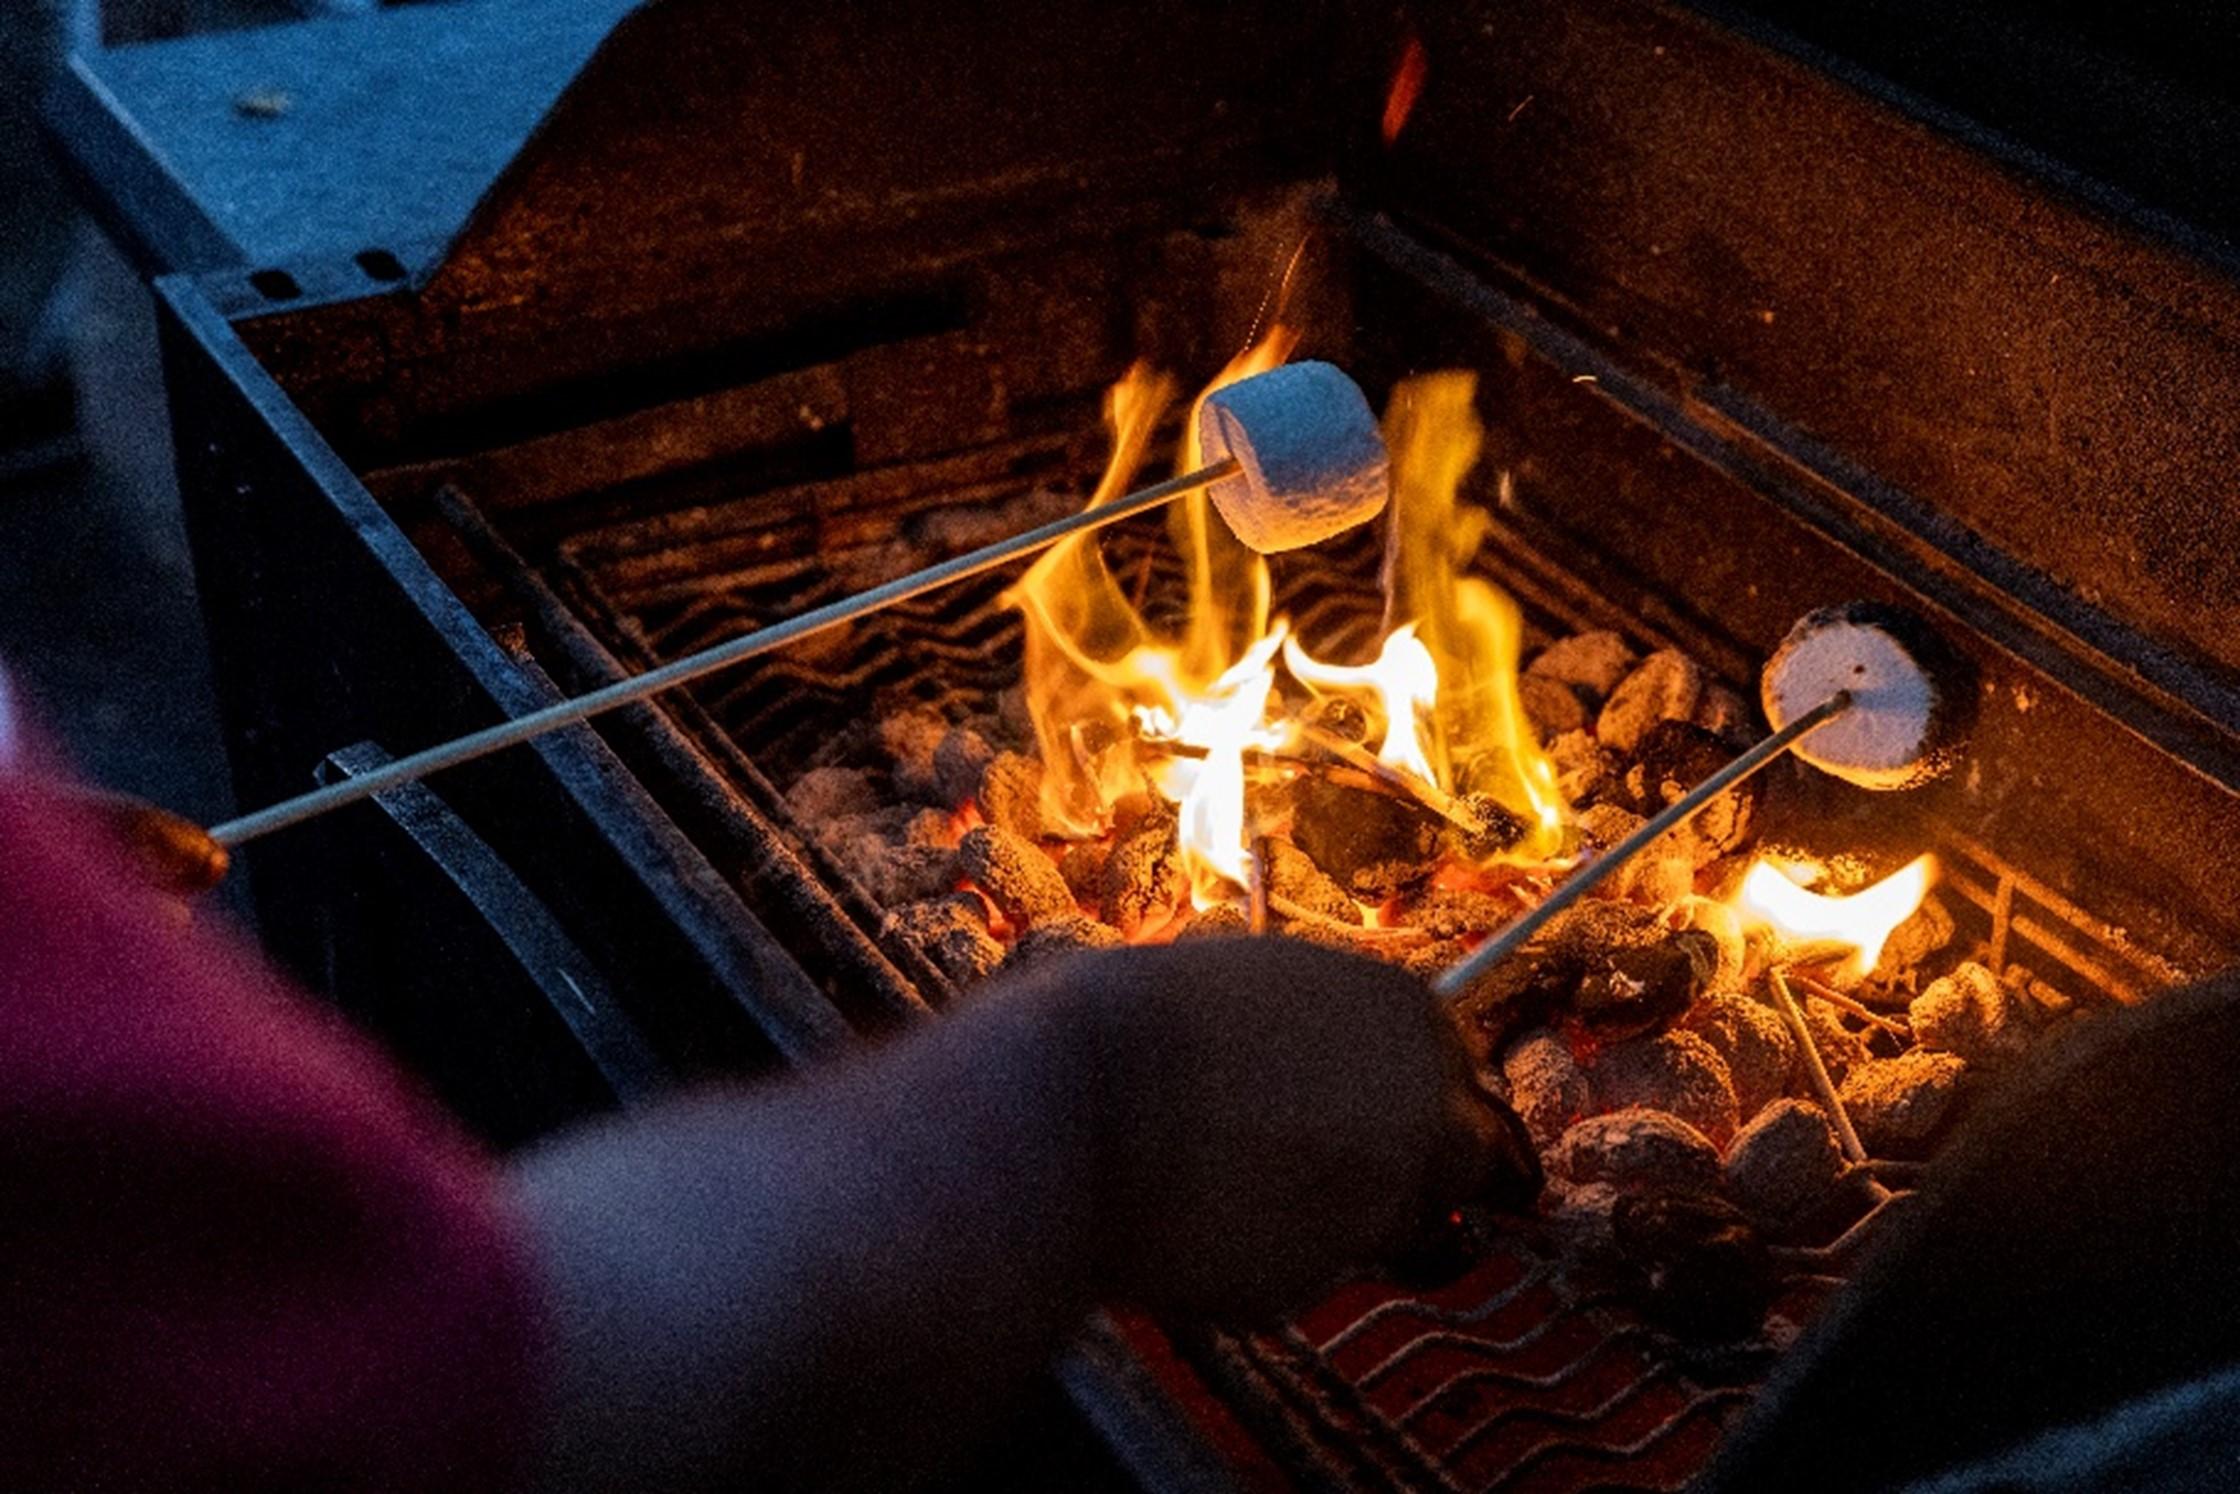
[1376,0,2240,735]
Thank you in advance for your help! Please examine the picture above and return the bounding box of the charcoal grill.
[52,0,2240,1487]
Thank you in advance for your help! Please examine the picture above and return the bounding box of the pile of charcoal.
[781,626,2074,1332]
[782,627,1767,986]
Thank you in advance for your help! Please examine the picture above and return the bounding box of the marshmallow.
[1762,603,1975,791]
[1198,361,1390,554]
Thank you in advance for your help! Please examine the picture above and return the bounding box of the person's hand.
[999,937,1538,1319]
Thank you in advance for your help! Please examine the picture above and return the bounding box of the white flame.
[1732,854,1937,980]
[1281,624,1442,786]
[1137,625,1291,904]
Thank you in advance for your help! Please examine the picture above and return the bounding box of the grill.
[66,0,2240,1486]
[411,390,2160,1491]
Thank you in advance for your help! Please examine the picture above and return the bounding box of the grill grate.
[490,439,2134,1491]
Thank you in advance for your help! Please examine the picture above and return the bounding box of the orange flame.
[1006,352,1571,917]
[1730,854,1937,980]
[1376,372,1565,851]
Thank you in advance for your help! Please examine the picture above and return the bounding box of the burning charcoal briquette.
[1056,838,1110,903]
[818,807,957,906]
[958,825,1075,929]
[1571,803,1692,903]
[1685,991,1797,1117]
[1575,931,1720,1041]
[876,705,951,802]
[1502,1028,1591,1145]
[1886,896,1956,969]
[1174,904,1251,942]
[785,766,879,824]
[1108,789,1161,838]
[1549,729,1618,805]
[1551,1108,1724,1195]
[1397,886,1510,941]
[1263,838,1361,924]
[1543,1180,1625,1262]
[975,751,1047,840]
[1799,996,1871,1083]
[1837,1049,1967,1155]
[1290,775,1440,898]
[1444,899,1666,1038]
[1401,937,1473,985]
[1545,897,1669,960]
[1909,962,2030,1068]
[1596,649,1709,756]
[931,724,996,809]
[1527,630,1639,705]
[1723,1099,1845,1230]
[1611,1191,1776,1341]
[1445,793,1527,861]
[1677,899,1748,990]
[900,807,956,850]
[884,894,1005,984]
[1590,1027,1740,1143]
[1099,814,1188,935]
[1005,913,1126,970]
[1517,673,1589,742]
[1624,720,1761,865]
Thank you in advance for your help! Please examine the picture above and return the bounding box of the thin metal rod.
[1431,690,1853,1003]
[208,458,1239,849]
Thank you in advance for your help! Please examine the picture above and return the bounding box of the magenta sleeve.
[0,777,545,1491]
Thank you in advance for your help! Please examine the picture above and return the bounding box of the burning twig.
[1765,967,1875,1173]
[1296,723,1486,837]
[1248,835,1272,935]
[1788,970,1911,1038]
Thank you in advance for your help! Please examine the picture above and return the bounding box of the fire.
[1729,854,1937,980]
[1137,627,1292,906]
[1004,347,1570,918]
[1282,625,1441,785]
[1373,373,1565,848]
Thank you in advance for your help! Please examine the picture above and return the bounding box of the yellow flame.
[1006,365,1178,834]
[1375,372,1566,851]
[1137,626,1291,905]
[1281,624,1441,785]
[1004,351,1574,922]
[1731,854,1937,980]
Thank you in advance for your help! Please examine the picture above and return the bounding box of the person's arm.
[0,774,540,1493]
[512,938,1521,1492]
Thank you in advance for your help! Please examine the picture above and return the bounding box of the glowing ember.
[1382,32,1428,145]
[1730,854,1937,980]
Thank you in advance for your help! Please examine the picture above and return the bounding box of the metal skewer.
[1431,690,1854,1004]
[207,458,1239,850]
